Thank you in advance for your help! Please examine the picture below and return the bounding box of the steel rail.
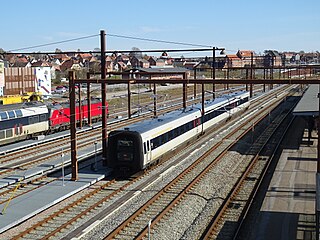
[200,101,298,239]
[106,86,296,239]
[6,85,296,238]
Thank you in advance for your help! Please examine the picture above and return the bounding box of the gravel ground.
[80,118,254,240]
[1,85,294,240]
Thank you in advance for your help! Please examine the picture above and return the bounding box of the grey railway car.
[0,102,49,145]
[108,91,250,174]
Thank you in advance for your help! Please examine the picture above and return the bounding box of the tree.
[93,48,101,57]
[129,47,142,58]
[55,48,62,53]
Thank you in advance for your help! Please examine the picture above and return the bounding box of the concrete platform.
[0,171,106,233]
[242,117,317,240]
[0,142,102,189]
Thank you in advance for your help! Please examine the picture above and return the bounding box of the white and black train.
[108,91,250,173]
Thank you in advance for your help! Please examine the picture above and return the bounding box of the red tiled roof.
[78,53,92,59]
[226,54,240,59]
[31,60,52,67]
[237,50,253,57]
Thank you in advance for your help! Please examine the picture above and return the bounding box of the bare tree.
[130,47,142,58]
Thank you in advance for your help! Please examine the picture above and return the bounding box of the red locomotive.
[48,98,108,131]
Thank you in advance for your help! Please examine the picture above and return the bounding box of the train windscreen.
[117,139,134,162]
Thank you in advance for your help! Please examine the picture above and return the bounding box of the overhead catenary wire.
[4,32,216,54]
[106,33,213,48]
[7,34,99,52]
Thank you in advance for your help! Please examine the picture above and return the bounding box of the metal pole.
[202,83,205,118]
[212,48,216,99]
[61,148,65,186]
[153,83,157,117]
[245,69,248,91]
[69,71,78,181]
[317,87,320,173]
[227,60,230,90]
[137,81,140,113]
[94,140,97,171]
[100,30,108,166]
[263,67,266,92]
[193,68,197,99]
[317,86,320,240]
[127,82,131,119]
[183,72,187,109]
[86,72,92,126]
[250,52,253,98]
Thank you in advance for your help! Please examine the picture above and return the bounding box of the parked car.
[55,86,67,93]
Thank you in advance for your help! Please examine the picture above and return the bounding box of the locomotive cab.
[108,130,143,174]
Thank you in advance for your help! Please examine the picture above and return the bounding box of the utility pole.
[100,30,108,166]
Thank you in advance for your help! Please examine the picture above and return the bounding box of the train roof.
[117,90,248,134]
[47,97,102,109]
[0,101,46,112]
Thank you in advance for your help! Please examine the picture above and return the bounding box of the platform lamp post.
[212,47,226,99]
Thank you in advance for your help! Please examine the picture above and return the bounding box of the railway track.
[0,84,262,175]
[104,86,300,240]
[200,97,297,239]
[0,99,187,181]
[0,85,300,239]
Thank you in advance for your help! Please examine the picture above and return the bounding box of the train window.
[155,137,160,148]
[185,123,189,130]
[29,117,33,124]
[179,126,184,135]
[204,114,208,122]
[15,110,23,117]
[152,137,160,149]
[34,116,39,123]
[6,129,13,138]
[0,112,8,120]
[147,141,150,151]
[40,114,46,122]
[117,140,133,147]
[0,131,4,139]
[8,111,15,119]
[173,129,178,137]
[163,133,169,143]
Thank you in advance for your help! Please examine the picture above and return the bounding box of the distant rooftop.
[126,67,188,73]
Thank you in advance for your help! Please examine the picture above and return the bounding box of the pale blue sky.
[1,0,319,56]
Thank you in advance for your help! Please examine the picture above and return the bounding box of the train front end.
[108,130,143,174]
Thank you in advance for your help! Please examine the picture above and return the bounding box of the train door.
[144,140,152,164]
[14,124,18,135]
[194,116,201,134]
[14,124,22,135]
